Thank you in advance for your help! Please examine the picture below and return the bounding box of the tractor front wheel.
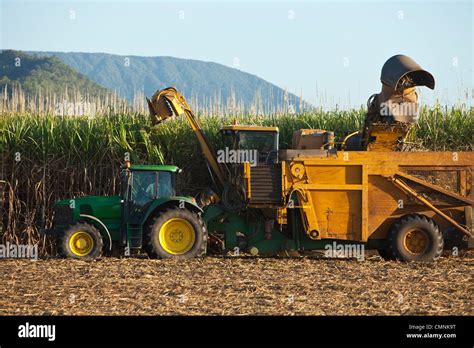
[388,214,443,262]
[144,208,207,259]
[59,222,103,259]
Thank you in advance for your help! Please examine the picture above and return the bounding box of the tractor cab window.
[157,171,175,197]
[222,130,279,164]
[130,171,176,209]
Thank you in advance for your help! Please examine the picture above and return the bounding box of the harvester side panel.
[280,151,474,242]
[309,190,362,240]
[296,163,363,241]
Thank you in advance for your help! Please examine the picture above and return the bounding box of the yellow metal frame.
[220,125,279,132]
[243,161,251,200]
[280,151,473,242]
[148,88,228,192]
[390,176,472,237]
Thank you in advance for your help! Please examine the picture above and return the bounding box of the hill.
[0,50,108,98]
[30,51,306,113]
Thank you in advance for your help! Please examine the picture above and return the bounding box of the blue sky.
[1,0,472,108]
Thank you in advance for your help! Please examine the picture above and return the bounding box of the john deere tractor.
[47,164,207,259]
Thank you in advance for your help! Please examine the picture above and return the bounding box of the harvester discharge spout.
[343,54,435,151]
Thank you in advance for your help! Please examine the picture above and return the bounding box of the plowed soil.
[0,253,472,316]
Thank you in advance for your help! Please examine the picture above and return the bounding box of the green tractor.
[47,164,207,259]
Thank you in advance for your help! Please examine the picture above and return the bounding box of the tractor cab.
[220,125,279,165]
[121,164,179,221]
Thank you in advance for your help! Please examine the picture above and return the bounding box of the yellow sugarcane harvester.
[147,55,473,262]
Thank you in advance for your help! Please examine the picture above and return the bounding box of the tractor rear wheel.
[144,208,207,259]
[59,222,103,259]
[388,214,443,262]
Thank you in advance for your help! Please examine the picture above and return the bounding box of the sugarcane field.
[0,0,473,346]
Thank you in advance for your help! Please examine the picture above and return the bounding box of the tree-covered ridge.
[0,50,109,97]
[30,51,307,112]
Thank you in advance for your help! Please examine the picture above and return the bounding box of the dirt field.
[0,253,472,316]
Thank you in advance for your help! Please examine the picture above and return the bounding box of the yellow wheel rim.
[403,229,429,255]
[158,218,195,255]
[69,231,94,256]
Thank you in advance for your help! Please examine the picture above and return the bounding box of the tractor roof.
[130,164,180,172]
[220,125,279,132]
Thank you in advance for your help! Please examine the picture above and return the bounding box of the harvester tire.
[144,208,207,259]
[59,222,103,259]
[388,214,443,262]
